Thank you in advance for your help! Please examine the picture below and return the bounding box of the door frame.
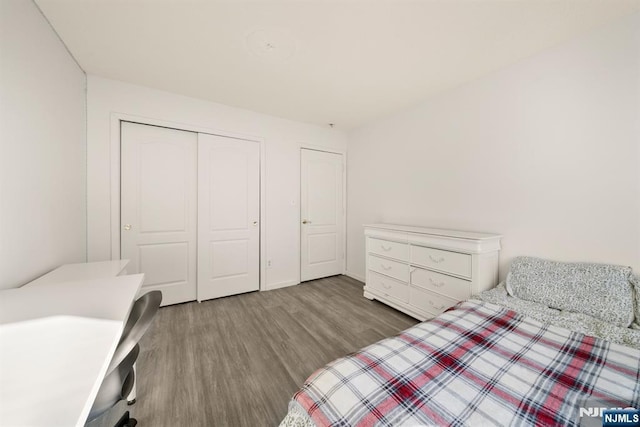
[299,145,347,284]
[109,112,267,291]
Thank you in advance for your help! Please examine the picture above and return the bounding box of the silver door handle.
[123,224,132,231]
[302,220,311,224]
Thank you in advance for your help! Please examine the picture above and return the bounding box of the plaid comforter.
[290,300,640,426]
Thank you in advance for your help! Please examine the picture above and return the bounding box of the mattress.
[280,295,640,426]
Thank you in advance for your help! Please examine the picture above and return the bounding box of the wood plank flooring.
[99,275,418,427]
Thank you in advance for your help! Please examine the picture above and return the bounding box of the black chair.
[110,291,162,404]
[86,344,139,427]
[86,291,162,426]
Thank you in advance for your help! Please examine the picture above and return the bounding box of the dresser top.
[364,223,501,241]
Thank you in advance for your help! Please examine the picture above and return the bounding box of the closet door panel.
[121,122,197,306]
[197,134,260,301]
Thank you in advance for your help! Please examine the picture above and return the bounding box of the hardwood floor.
[101,275,418,427]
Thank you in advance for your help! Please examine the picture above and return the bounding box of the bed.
[280,257,640,427]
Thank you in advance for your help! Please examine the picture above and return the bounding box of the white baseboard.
[263,279,299,291]
[344,271,365,283]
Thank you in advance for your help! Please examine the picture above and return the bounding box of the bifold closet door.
[121,122,198,306]
[197,134,260,301]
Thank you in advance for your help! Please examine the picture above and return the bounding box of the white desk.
[0,273,143,427]
[0,275,141,325]
[24,260,130,288]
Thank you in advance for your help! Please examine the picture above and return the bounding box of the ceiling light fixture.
[246,29,297,61]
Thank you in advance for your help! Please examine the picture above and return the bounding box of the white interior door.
[301,149,344,282]
[121,122,197,306]
[197,134,260,301]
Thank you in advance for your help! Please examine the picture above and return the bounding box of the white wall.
[0,0,86,289]
[86,76,347,290]
[347,13,640,282]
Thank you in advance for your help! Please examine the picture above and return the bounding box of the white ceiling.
[35,0,640,129]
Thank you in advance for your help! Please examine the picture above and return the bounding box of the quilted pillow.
[505,256,635,327]
[633,275,640,329]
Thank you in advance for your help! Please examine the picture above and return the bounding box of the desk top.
[0,274,144,324]
[0,317,123,427]
[0,273,143,427]
[24,260,130,287]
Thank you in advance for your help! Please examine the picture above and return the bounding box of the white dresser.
[364,224,501,320]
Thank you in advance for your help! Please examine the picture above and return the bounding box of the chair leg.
[126,363,137,405]
[114,411,137,427]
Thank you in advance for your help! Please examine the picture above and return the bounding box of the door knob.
[123,224,132,231]
[253,221,258,226]
[302,220,311,224]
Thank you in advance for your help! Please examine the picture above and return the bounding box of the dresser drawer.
[410,267,471,301]
[409,286,458,316]
[368,255,409,282]
[367,271,409,302]
[410,246,471,278]
[368,238,408,262]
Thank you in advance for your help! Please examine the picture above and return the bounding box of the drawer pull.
[381,282,392,289]
[428,277,445,288]
[380,244,392,252]
[429,300,445,310]
[381,264,392,271]
[429,255,445,263]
